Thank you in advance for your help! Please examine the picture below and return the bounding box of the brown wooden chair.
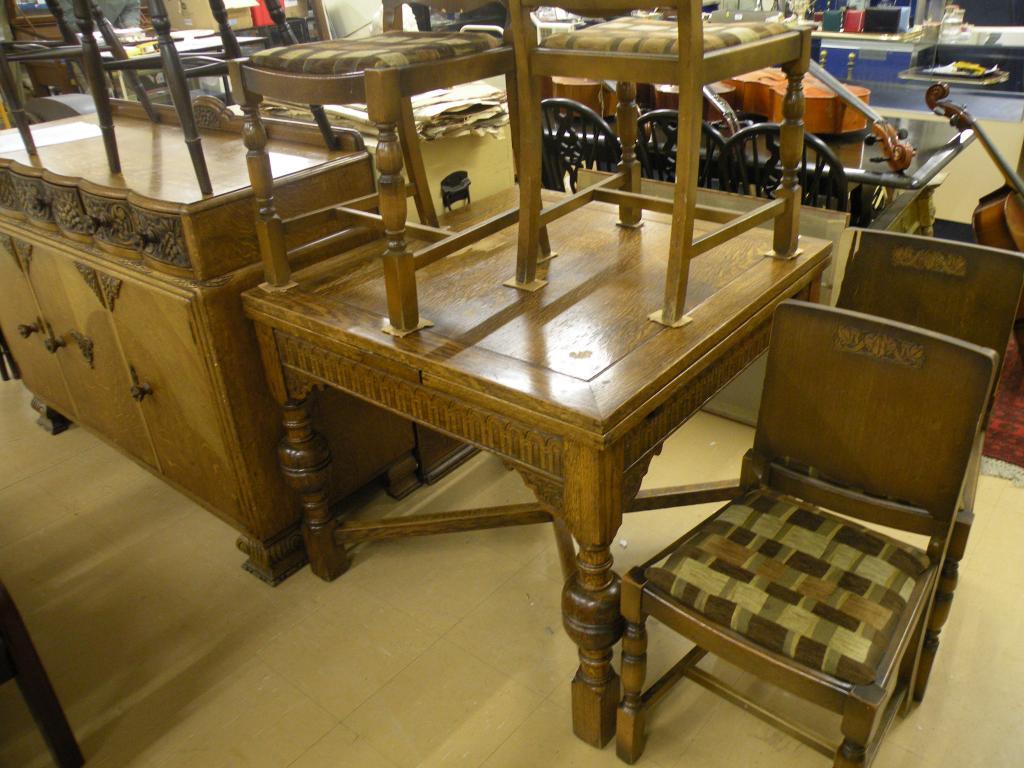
[1,579,84,768]
[229,1,526,335]
[616,300,997,767]
[834,229,1024,702]
[507,2,811,327]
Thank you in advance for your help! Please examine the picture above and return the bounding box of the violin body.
[725,68,871,134]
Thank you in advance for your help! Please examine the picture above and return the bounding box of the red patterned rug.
[983,336,1024,484]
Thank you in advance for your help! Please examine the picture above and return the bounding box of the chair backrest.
[722,122,848,211]
[836,230,1024,392]
[637,110,727,188]
[753,301,996,529]
[540,97,621,192]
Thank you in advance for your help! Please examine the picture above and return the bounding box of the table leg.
[560,444,625,747]
[917,187,936,237]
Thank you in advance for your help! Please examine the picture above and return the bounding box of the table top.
[245,199,831,439]
[824,115,973,190]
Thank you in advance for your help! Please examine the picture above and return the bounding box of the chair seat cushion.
[645,490,930,686]
[542,18,793,56]
[250,31,502,76]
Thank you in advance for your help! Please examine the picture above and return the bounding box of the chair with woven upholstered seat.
[229,1,528,335]
[507,4,811,326]
[616,300,997,767]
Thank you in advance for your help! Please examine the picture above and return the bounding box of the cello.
[926,82,1024,358]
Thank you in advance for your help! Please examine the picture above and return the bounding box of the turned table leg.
[278,397,349,580]
[560,444,625,747]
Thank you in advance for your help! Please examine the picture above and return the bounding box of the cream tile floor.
[0,380,1021,767]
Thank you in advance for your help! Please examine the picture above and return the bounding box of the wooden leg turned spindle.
[615,81,642,228]
[72,0,120,173]
[616,617,649,764]
[770,57,807,259]
[278,398,348,580]
[0,52,36,157]
[368,78,430,336]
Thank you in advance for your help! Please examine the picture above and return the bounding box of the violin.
[926,82,1024,252]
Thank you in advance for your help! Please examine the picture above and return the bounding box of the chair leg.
[504,69,554,262]
[0,53,37,156]
[310,104,342,152]
[770,54,809,259]
[615,81,642,228]
[72,0,120,173]
[510,69,545,290]
[150,0,213,195]
[398,97,439,227]
[1014,316,1024,365]
[616,616,649,764]
[278,397,349,580]
[834,688,882,768]
[0,583,84,768]
[912,510,972,702]
[551,516,577,582]
[367,72,427,335]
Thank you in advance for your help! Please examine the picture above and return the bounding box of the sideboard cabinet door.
[109,280,242,518]
[24,246,157,467]
[0,236,74,417]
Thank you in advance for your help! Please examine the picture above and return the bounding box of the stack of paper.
[265,82,509,141]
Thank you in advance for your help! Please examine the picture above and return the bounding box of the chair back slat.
[540,98,621,191]
[837,230,1024,386]
[754,301,996,523]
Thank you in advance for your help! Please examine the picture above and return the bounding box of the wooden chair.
[635,111,728,189]
[0,0,122,171]
[540,97,621,192]
[1,580,84,768]
[835,229,1024,701]
[722,122,848,211]
[230,0,538,336]
[616,300,997,767]
[508,2,811,326]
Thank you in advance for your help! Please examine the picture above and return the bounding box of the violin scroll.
[869,121,915,172]
[926,82,972,132]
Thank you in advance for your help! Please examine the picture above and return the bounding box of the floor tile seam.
[0,439,101,493]
[441,626,564,701]
[336,632,450,729]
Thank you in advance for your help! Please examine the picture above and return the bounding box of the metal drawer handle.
[17,321,40,338]
[129,365,153,402]
[43,334,66,353]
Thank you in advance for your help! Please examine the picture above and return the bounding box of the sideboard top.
[0,112,356,207]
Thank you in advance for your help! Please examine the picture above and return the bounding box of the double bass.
[926,83,1024,357]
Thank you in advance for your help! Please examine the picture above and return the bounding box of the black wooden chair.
[1,579,83,768]
[540,97,621,192]
[722,122,848,211]
[636,110,728,190]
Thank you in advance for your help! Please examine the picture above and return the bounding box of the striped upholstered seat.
[542,17,793,56]
[250,31,502,76]
[645,488,930,686]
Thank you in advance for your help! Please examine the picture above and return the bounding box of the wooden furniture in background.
[540,97,620,192]
[616,301,997,767]
[0,106,464,584]
[835,229,1024,701]
[1,579,83,768]
[507,3,811,329]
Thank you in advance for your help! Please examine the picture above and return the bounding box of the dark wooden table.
[244,199,832,746]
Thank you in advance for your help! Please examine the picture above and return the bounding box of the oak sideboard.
[0,104,466,583]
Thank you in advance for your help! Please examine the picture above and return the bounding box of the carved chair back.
[837,230,1024,404]
[750,301,996,533]
[636,110,728,189]
[722,122,847,211]
[540,97,621,192]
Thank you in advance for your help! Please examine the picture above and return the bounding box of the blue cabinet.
[818,42,915,84]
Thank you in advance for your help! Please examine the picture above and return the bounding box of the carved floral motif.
[10,175,52,222]
[81,192,136,250]
[834,325,925,368]
[133,208,190,269]
[0,170,16,210]
[275,331,564,475]
[515,466,563,512]
[12,239,32,271]
[0,235,19,272]
[891,245,967,278]
[73,262,122,311]
[68,331,94,368]
[45,183,94,236]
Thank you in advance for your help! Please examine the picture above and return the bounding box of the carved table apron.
[244,201,832,747]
